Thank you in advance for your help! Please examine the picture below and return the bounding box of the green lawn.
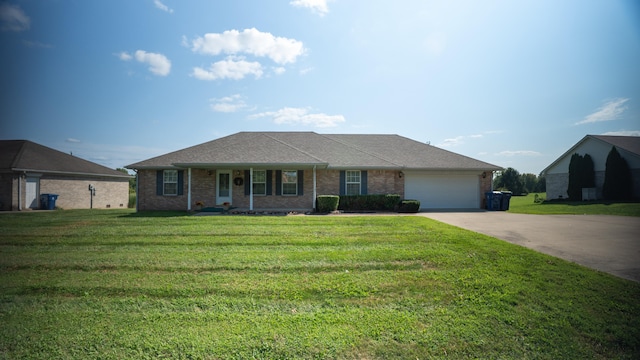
[507,193,640,216]
[1,209,639,359]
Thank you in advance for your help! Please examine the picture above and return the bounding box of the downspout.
[187,168,192,211]
[18,173,23,210]
[312,165,317,211]
[134,170,139,212]
[249,167,253,211]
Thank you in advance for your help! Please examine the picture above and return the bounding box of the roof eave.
[11,168,133,179]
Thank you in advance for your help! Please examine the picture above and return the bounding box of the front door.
[216,170,232,205]
[26,177,39,209]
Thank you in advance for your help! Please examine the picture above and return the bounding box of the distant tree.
[581,154,595,188]
[534,175,546,193]
[494,167,523,194]
[602,147,632,200]
[520,173,538,194]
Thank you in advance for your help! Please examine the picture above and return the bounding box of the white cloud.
[290,0,330,16]
[273,67,286,75]
[134,50,171,76]
[118,51,132,61]
[190,28,305,65]
[153,0,174,13]
[0,3,30,32]
[192,57,263,80]
[601,130,640,137]
[496,150,542,157]
[576,98,629,125]
[210,94,249,113]
[250,107,345,127]
[23,40,53,49]
[65,138,81,143]
[438,136,465,147]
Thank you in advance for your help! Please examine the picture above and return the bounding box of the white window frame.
[253,170,267,196]
[282,170,298,196]
[346,170,361,195]
[163,170,178,196]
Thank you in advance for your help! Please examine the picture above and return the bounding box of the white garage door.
[405,173,479,209]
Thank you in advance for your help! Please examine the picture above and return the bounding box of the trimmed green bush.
[397,199,420,213]
[338,194,401,211]
[316,195,340,213]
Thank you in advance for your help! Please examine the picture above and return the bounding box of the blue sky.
[1,0,638,175]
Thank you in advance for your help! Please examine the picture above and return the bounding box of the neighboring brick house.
[127,132,501,211]
[0,140,132,211]
[542,135,640,200]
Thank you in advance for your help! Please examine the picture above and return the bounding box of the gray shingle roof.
[591,135,640,156]
[0,140,132,178]
[126,132,502,171]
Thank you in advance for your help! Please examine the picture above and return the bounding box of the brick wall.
[138,168,406,211]
[479,171,493,208]
[40,175,129,209]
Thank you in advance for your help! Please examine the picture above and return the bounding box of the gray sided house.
[126,132,501,212]
[0,140,132,211]
[542,135,640,200]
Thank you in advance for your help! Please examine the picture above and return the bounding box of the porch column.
[187,168,192,211]
[249,168,254,210]
[312,166,317,211]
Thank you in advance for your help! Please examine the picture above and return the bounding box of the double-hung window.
[252,170,267,195]
[346,170,361,195]
[282,170,298,195]
[163,170,178,195]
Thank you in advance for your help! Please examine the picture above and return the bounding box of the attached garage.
[405,172,481,209]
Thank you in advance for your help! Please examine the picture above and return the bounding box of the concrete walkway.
[420,211,640,283]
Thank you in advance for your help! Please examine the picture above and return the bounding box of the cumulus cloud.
[576,98,629,125]
[210,94,250,113]
[134,50,171,76]
[117,51,133,61]
[290,0,330,16]
[496,150,542,157]
[192,57,263,80]
[249,107,346,128]
[190,28,305,65]
[153,0,174,13]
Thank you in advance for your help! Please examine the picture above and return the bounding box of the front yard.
[1,209,638,359]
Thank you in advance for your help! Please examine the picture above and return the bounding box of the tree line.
[493,168,545,195]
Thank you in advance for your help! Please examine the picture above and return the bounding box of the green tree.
[494,167,523,194]
[520,173,538,194]
[602,147,632,200]
[567,153,595,200]
[117,168,136,193]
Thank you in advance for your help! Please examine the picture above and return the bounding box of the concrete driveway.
[420,211,640,283]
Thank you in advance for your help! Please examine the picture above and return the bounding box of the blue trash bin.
[485,191,503,211]
[40,194,58,210]
[500,191,512,211]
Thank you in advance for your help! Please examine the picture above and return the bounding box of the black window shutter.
[275,170,282,195]
[266,170,273,195]
[298,170,304,195]
[244,170,250,195]
[361,170,368,195]
[156,170,163,195]
[339,171,346,195]
[177,170,184,195]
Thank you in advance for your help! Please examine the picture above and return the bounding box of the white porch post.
[312,166,317,211]
[187,168,192,211]
[249,167,254,211]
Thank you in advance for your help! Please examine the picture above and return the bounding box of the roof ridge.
[322,134,403,167]
[262,132,326,163]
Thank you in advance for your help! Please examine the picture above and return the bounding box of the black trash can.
[40,194,58,210]
[485,191,502,211]
[500,191,512,211]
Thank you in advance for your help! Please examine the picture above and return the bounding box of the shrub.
[397,200,420,213]
[338,194,401,211]
[316,195,339,213]
[603,146,633,201]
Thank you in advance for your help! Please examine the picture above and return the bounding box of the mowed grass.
[1,210,639,359]
[507,193,640,216]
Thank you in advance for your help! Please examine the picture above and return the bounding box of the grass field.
[1,209,639,359]
[507,193,640,216]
